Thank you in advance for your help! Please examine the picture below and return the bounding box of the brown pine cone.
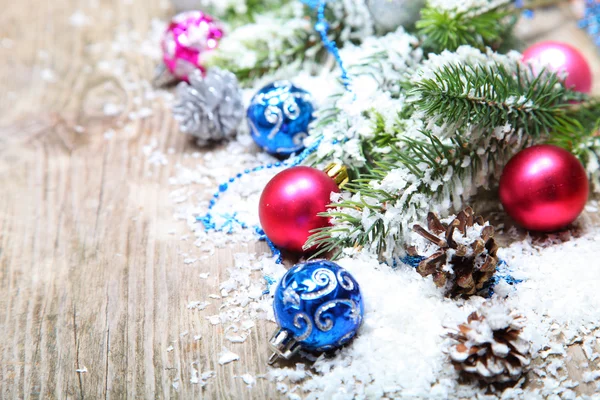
[447,302,532,384]
[407,207,499,298]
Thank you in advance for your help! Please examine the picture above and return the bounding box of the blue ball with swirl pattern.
[247,81,315,157]
[270,260,363,360]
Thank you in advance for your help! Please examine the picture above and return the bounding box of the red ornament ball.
[522,41,592,94]
[259,166,340,253]
[499,145,589,232]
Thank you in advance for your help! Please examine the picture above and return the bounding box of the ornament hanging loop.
[268,328,301,365]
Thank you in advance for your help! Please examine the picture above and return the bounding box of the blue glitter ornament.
[247,81,315,157]
[269,260,364,363]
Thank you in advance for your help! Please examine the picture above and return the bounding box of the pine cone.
[447,302,532,384]
[407,207,499,297]
[172,68,244,146]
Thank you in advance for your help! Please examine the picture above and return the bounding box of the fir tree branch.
[196,0,292,26]
[205,7,317,84]
[307,130,490,259]
[307,58,600,260]
[410,63,582,138]
[555,100,600,155]
[206,1,373,84]
[416,0,517,53]
[555,100,600,192]
[228,0,292,24]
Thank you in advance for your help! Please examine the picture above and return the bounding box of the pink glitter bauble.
[522,41,592,94]
[161,11,224,81]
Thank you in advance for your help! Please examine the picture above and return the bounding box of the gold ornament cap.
[323,163,349,189]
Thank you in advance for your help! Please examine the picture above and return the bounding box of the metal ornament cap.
[269,260,364,363]
[268,329,302,365]
[324,163,349,189]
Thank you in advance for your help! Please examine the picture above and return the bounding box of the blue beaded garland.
[579,0,600,48]
[270,260,364,361]
[247,81,316,157]
[301,0,353,93]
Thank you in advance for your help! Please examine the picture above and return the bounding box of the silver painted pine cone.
[172,68,244,146]
[447,302,532,384]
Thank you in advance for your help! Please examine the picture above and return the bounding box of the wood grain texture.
[0,1,598,399]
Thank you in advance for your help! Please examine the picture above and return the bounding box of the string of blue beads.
[198,135,327,225]
[514,0,535,19]
[196,135,329,262]
[579,0,600,47]
[486,260,523,297]
[256,226,283,265]
[301,0,353,92]
[198,0,353,261]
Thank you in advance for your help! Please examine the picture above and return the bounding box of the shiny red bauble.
[499,145,589,232]
[259,166,339,253]
[522,41,592,94]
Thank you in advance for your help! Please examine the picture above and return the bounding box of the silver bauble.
[366,0,426,32]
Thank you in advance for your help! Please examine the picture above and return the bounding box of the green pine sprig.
[416,0,517,53]
[205,10,317,84]
[411,63,583,139]
[307,60,600,260]
[307,131,487,260]
[202,0,292,26]
[206,2,361,85]
[556,100,600,156]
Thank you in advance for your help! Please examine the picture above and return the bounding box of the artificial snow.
[190,364,215,386]
[69,10,90,27]
[583,371,600,384]
[187,301,210,311]
[164,126,600,397]
[175,151,600,397]
[218,347,240,365]
[239,373,257,388]
[88,4,600,396]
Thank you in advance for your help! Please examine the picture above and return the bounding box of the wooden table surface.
[0,1,599,399]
